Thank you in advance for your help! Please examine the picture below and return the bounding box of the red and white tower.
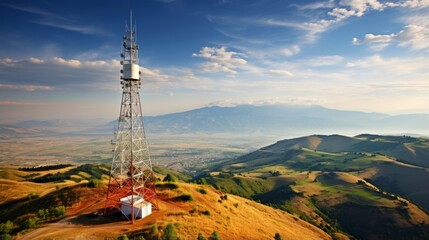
[104,13,158,223]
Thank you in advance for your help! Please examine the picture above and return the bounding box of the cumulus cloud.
[301,0,429,41]
[328,7,357,20]
[192,47,247,76]
[353,24,429,50]
[0,57,119,90]
[267,69,294,77]
[140,66,169,82]
[385,0,429,8]
[0,56,213,91]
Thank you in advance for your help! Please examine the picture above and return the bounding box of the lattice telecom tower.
[104,13,158,223]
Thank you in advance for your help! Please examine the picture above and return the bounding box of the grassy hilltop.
[0,165,329,240]
[197,134,429,240]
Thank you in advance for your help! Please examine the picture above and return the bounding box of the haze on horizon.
[0,0,428,121]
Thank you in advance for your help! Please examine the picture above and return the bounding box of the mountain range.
[2,104,429,138]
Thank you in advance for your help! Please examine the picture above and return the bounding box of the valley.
[1,133,429,239]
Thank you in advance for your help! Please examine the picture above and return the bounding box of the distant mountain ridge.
[4,104,429,136]
[144,104,429,135]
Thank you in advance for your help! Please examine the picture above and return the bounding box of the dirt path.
[19,216,74,240]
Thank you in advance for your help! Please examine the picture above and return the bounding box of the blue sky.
[0,0,428,121]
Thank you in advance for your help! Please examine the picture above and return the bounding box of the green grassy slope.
[196,134,429,239]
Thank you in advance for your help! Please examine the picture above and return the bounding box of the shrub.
[197,188,207,194]
[233,203,239,208]
[156,183,179,190]
[173,194,193,202]
[53,206,66,218]
[24,217,39,229]
[163,174,177,182]
[208,231,219,240]
[197,232,207,240]
[149,223,160,239]
[27,193,39,200]
[163,223,178,240]
[0,220,14,234]
[37,209,46,218]
[88,178,103,188]
[0,234,12,240]
[274,233,283,240]
[201,210,210,216]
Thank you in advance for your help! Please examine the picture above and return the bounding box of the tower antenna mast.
[104,12,158,223]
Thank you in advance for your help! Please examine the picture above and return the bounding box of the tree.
[163,223,178,240]
[44,209,50,218]
[274,233,283,240]
[208,231,219,240]
[0,220,14,234]
[53,206,66,218]
[163,174,176,182]
[24,217,39,229]
[0,234,12,240]
[37,209,46,218]
[149,223,160,240]
[197,232,206,240]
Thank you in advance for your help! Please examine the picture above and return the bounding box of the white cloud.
[309,55,344,66]
[352,37,360,45]
[328,7,357,20]
[340,0,384,16]
[0,84,54,91]
[192,47,247,76]
[364,33,395,43]
[295,0,335,10]
[396,24,429,50]
[50,57,82,68]
[28,57,44,64]
[354,24,429,50]
[385,0,429,8]
[267,69,294,77]
[281,45,301,57]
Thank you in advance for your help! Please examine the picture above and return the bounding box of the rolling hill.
[197,134,429,240]
[0,165,330,240]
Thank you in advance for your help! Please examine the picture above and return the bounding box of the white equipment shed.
[120,195,152,219]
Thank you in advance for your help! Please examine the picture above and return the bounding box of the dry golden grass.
[0,167,81,204]
[19,182,331,240]
[0,179,74,204]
